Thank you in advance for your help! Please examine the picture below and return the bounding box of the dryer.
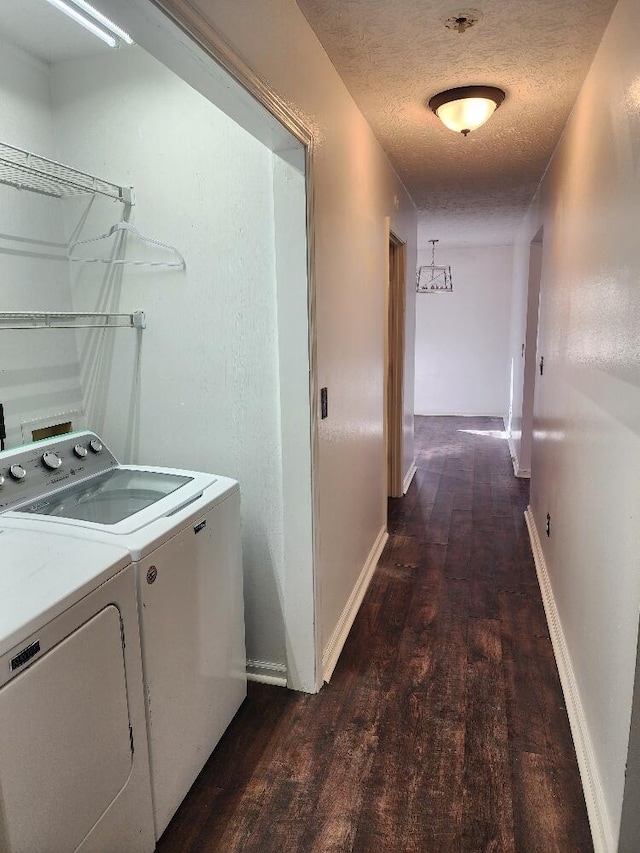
[0,431,247,839]
[0,527,155,853]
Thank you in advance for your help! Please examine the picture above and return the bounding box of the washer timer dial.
[42,450,62,471]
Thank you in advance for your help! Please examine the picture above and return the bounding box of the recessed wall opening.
[0,0,317,691]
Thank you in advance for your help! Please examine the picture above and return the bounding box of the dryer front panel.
[0,605,131,853]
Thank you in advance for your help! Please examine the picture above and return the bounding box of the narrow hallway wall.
[510,0,640,846]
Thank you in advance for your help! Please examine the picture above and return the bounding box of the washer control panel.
[0,432,118,512]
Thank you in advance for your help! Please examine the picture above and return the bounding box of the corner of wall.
[322,524,388,682]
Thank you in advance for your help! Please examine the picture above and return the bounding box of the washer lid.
[18,468,194,525]
[1,474,239,562]
[0,528,130,656]
[5,465,221,539]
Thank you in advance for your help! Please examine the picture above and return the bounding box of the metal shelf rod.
[0,310,146,330]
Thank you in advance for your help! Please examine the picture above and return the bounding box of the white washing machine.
[0,431,247,839]
[0,526,155,853]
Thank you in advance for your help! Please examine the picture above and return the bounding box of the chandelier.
[416,240,453,293]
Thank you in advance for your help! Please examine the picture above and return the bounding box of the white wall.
[50,47,292,676]
[153,0,419,662]
[0,38,83,448]
[414,244,513,417]
[271,149,315,689]
[509,0,640,846]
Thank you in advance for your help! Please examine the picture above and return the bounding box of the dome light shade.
[429,86,505,136]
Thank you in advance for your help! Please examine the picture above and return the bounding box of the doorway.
[386,231,406,498]
[518,226,544,476]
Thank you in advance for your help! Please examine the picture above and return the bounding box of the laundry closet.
[0,0,315,692]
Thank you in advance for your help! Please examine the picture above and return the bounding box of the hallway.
[157,417,592,852]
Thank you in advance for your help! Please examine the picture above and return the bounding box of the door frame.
[519,227,544,477]
[386,228,406,499]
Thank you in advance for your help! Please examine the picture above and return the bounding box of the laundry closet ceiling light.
[429,86,505,136]
[44,0,134,48]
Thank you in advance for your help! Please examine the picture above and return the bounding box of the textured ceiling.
[296,0,618,245]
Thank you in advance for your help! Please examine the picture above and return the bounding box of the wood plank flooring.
[156,416,593,853]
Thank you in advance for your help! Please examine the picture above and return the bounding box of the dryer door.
[0,605,132,853]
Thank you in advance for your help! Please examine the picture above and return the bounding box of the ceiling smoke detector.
[444,10,482,33]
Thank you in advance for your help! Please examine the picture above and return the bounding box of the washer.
[0,527,155,853]
[0,431,247,839]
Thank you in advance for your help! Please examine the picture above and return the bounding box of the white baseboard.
[322,524,389,683]
[403,462,417,494]
[246,658,287,687]
[414,411,504,418]
[506,430,531,478]
[525,508,613,853]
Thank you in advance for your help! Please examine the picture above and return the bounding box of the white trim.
[506,430,531,479]
[150,0,313,147]
[246,659,287,688]
[403,462,417,494]
[525,507,614,853]
[414,411,505,418]
[322,524,389,683]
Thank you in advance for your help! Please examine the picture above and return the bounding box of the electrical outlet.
[546,513,551,537]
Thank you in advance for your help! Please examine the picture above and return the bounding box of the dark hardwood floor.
[156,416,593,853]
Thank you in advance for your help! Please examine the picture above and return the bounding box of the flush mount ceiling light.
[43,0,134,48]
[429,86,505,136]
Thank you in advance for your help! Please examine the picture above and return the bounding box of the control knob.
[73,444,88,458]
[0,473,4,487]
[89,439,103,454]
[42,450,62,471]
[9,464,26,481]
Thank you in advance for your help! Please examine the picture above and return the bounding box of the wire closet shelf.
[0,140,147,333]
[0,311,146,331]
[0,142,133,204]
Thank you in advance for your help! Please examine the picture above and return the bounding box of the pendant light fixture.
[417,240,452,293]
[429,86,505,136]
